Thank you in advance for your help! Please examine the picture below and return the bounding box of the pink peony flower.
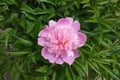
[38,17,87,65]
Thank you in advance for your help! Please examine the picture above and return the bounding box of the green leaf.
[21,4,34,13]
[7,0,18,5]
[73,63,85,77]
[14,36,33,46]
[26,20,35,34]
[23,12,36,21]
[98,63,119,80]
[83,3,90,8]
[0,15,4,21]
[4,35,9,50]
[101,23,120,37]
[55,65,66,80]
[85,18,98,23]
[0,61,9,73]
[0,3,8,13]
[4,51,30,56]
[28,71,48,77]
[52,72,56,80]
[97,1,109,5]
[0,28,14,39]
[37,0,56,6]
[81,0,90,4]
[66,65,76,80]
[88,60,100,74]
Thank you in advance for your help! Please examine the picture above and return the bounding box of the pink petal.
[67,50,74,57]
[60,51,67,58]
[63,56,75,65]
[78,32,87,47]
[55,57,64,64]
[38,27,51,37]
[72,49,80,58]
[38,38,46,46]
[41,47,54,59]
[49,58,55,63]
[72,21,80,31]
[56,17,73,27]
[63,49,79,65]
[49,20,56,27]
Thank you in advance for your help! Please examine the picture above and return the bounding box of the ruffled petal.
[63,49,79,65]
[55,57,64,64]
[56,17,73,27]
[67,50,74,57]
[63,56,75,65]
[72,49,80,58]
[49,20,56,27]
[49,58,55,63]
[77,32,87,47]
[41,47,54,59]
[59,50,67,57]
[38,27,51,38]
[72,21,80,31]
[38,38,46,46]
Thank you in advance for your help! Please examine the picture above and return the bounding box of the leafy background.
[0,0,120,80]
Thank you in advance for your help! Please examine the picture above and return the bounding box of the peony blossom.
[38,17,87,65]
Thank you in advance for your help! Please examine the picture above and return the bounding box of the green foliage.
[0,0,120,80]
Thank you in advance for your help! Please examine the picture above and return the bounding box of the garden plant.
[0,0,120,80]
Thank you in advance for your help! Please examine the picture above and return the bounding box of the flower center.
[47,27,74,52]
[57,40,68,46]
